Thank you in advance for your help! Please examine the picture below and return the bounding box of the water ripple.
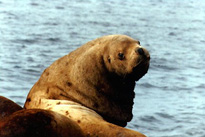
[139,115,161,123]
[155,112,175,120]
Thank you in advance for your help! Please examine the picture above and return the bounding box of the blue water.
[0,0,205,136]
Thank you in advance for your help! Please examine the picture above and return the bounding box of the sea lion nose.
[136,48,144,55]
[136,47,150,60]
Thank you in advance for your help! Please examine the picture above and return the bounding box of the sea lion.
[0,109,85,137]
[24,35,150,136]
[0,96,22,120]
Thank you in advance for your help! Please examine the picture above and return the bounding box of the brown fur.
[0,96,22,120]
[24,35,150,136]
[0,109,85,137]
[29,99,146,137]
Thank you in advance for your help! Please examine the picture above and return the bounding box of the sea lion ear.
[108,56,111,63]
[105,55,111,63]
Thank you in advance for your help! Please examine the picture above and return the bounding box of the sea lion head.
[103,35,150,81]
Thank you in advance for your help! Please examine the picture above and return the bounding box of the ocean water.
[0,0,205,136]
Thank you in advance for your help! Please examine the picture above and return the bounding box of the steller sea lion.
[0,96,22,121]
[24,34,150,136]
[0,109,85,137]
[0,96,84,137]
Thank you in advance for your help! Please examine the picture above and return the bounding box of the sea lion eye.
[118,53,125,60]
